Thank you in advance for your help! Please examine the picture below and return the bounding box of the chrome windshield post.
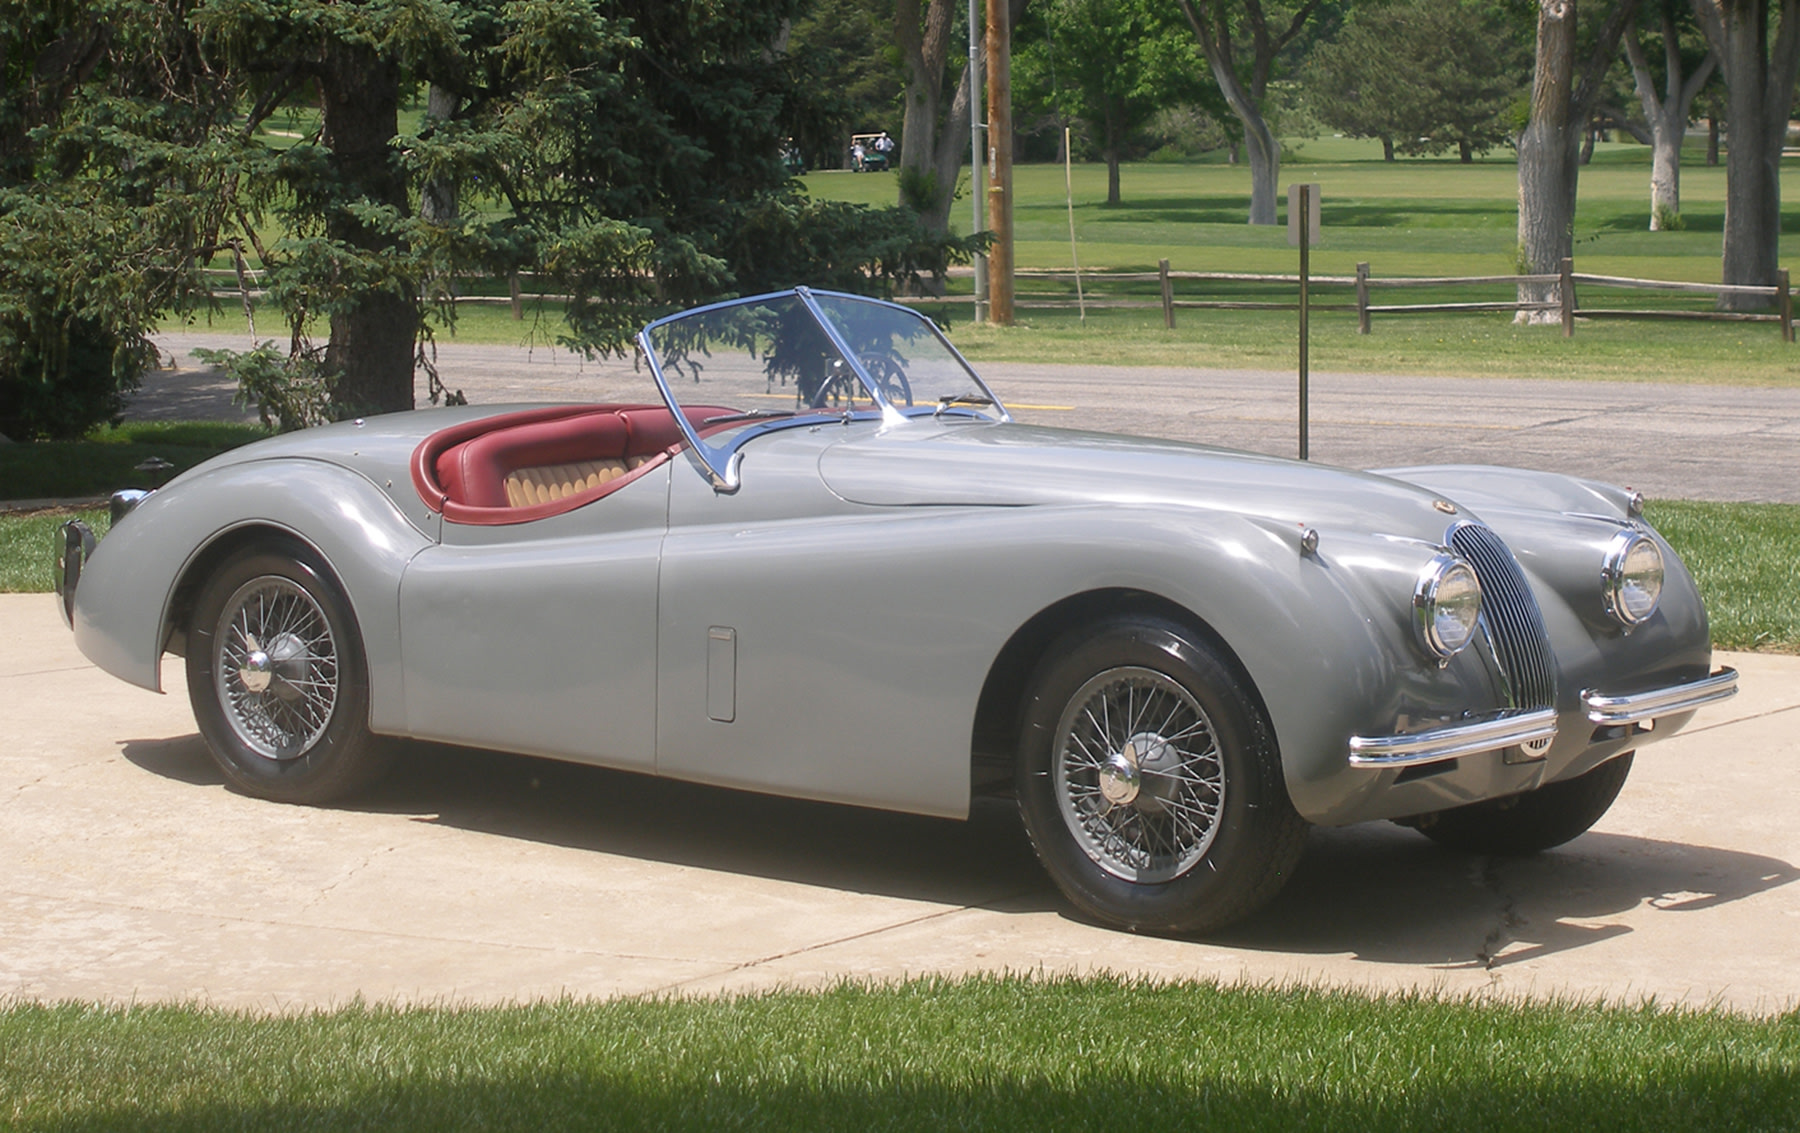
[637,328,740,493]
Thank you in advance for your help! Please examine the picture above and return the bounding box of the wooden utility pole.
[969,0,986,323]
[985,0,1013,325]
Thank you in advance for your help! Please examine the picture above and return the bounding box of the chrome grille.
[1450,523,1557,709]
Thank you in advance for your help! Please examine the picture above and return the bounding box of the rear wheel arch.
[970,588,1275,796]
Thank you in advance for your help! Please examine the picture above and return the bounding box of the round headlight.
[1414,555,1483,660]
[1603,530,1664,626]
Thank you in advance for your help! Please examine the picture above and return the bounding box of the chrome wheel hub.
[1053,666,1226,884]
[213,576,339,761]
[239,649,274,694]
[1098,751,1141,806]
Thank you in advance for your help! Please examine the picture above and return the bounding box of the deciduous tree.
[1020,0,1205,203]
[1307,1,1529,164]
[1516,0,1641,324]
[1691,0,1800,306]
[1623,0,1716,229]
[1173,0,1324,225]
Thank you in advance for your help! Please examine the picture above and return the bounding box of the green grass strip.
[0,508,107,593]
[0,422,269,501]
[2,976,1798,1131]
[1645,501,1800,651]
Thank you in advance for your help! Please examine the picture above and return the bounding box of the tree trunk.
[1517,2,1581,324]
[1103,96,1123,205]
[1202,54,1279,223]
[898,0,1023,237]
[1460,139,1474,163]
[1626,8,1716,230]
[1176,0,1322,226]
[919,57,974,237]
[1517,0,1641,323]
[1696,0,1800,309]
[1707,114,1720,163]
[1381,134,1394,161]
[318,40,417,414]
[418,83,459,225]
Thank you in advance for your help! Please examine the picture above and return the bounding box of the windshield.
[639,288,1006,489]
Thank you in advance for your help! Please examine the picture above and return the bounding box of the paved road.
[145,331,1800,503]
[4,594,1799,1012]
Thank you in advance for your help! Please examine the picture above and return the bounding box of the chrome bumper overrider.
[1348,667,1740,770]
[1348,708,1559,769]
[54,520,95,629]
[1583,667,1739,725]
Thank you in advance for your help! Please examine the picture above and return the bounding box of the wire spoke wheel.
[213,575,341,760]
[1016,616,1307,934]
[1052,665,1224,884]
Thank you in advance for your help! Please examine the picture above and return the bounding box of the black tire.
[1409,752,1633,855]
[1015,615,1309,935]
[185,541,389,804]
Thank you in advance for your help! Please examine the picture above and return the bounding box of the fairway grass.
[174,139,1800,385]
[3,977,1798,1131]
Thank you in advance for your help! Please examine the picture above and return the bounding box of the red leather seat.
[411,404,737,526]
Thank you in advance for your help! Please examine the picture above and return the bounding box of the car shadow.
[122,735,1059,913]
[124,735,1798,968]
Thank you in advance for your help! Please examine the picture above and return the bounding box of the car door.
[397,465,670,770]
[652,427,1003,820]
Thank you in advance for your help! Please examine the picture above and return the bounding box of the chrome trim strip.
[1348,707,1559,769]
[1583,667,1738,725]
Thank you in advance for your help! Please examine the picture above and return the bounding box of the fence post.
[1559,257,1576,337]
[509,273,524,321]
[1159,259,1175,329]
[1356,262,1371,335]
[1780,268,1793,343]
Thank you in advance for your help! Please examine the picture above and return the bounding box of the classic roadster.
[57,288,1738,934]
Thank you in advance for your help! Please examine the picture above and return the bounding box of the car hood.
[819,419,1478,543]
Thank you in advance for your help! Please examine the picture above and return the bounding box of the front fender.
[71,458,434,733]
[951,505,1483,823]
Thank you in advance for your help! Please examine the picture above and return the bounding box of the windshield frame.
[637,287,1008,492]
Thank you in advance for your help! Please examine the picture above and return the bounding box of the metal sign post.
[1288,183,1320,461]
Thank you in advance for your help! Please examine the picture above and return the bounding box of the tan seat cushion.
[504,459,630,507]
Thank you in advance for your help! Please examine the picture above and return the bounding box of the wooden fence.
[202,257,1796,342]
[947,257,1795,342]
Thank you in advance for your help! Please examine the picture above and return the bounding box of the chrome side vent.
[1450,522,1557,710]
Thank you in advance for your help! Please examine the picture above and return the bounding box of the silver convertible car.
[57,288,1738,934]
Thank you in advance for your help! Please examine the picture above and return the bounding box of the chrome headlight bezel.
[1413,554,1483,661]
[1602,529,1664,627]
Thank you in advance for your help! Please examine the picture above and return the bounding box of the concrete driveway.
[6,593,1797,1013]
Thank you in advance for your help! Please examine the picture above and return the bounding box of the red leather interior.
[411,403,737,526]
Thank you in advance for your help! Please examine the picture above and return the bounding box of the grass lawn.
[3,977,1798,1131]
[802,137,1800,385]
[180,138,1800,385]
[0,421,269,501]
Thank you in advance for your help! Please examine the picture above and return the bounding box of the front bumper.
[1348,667,1739,769]
[1583,667,1740,725]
